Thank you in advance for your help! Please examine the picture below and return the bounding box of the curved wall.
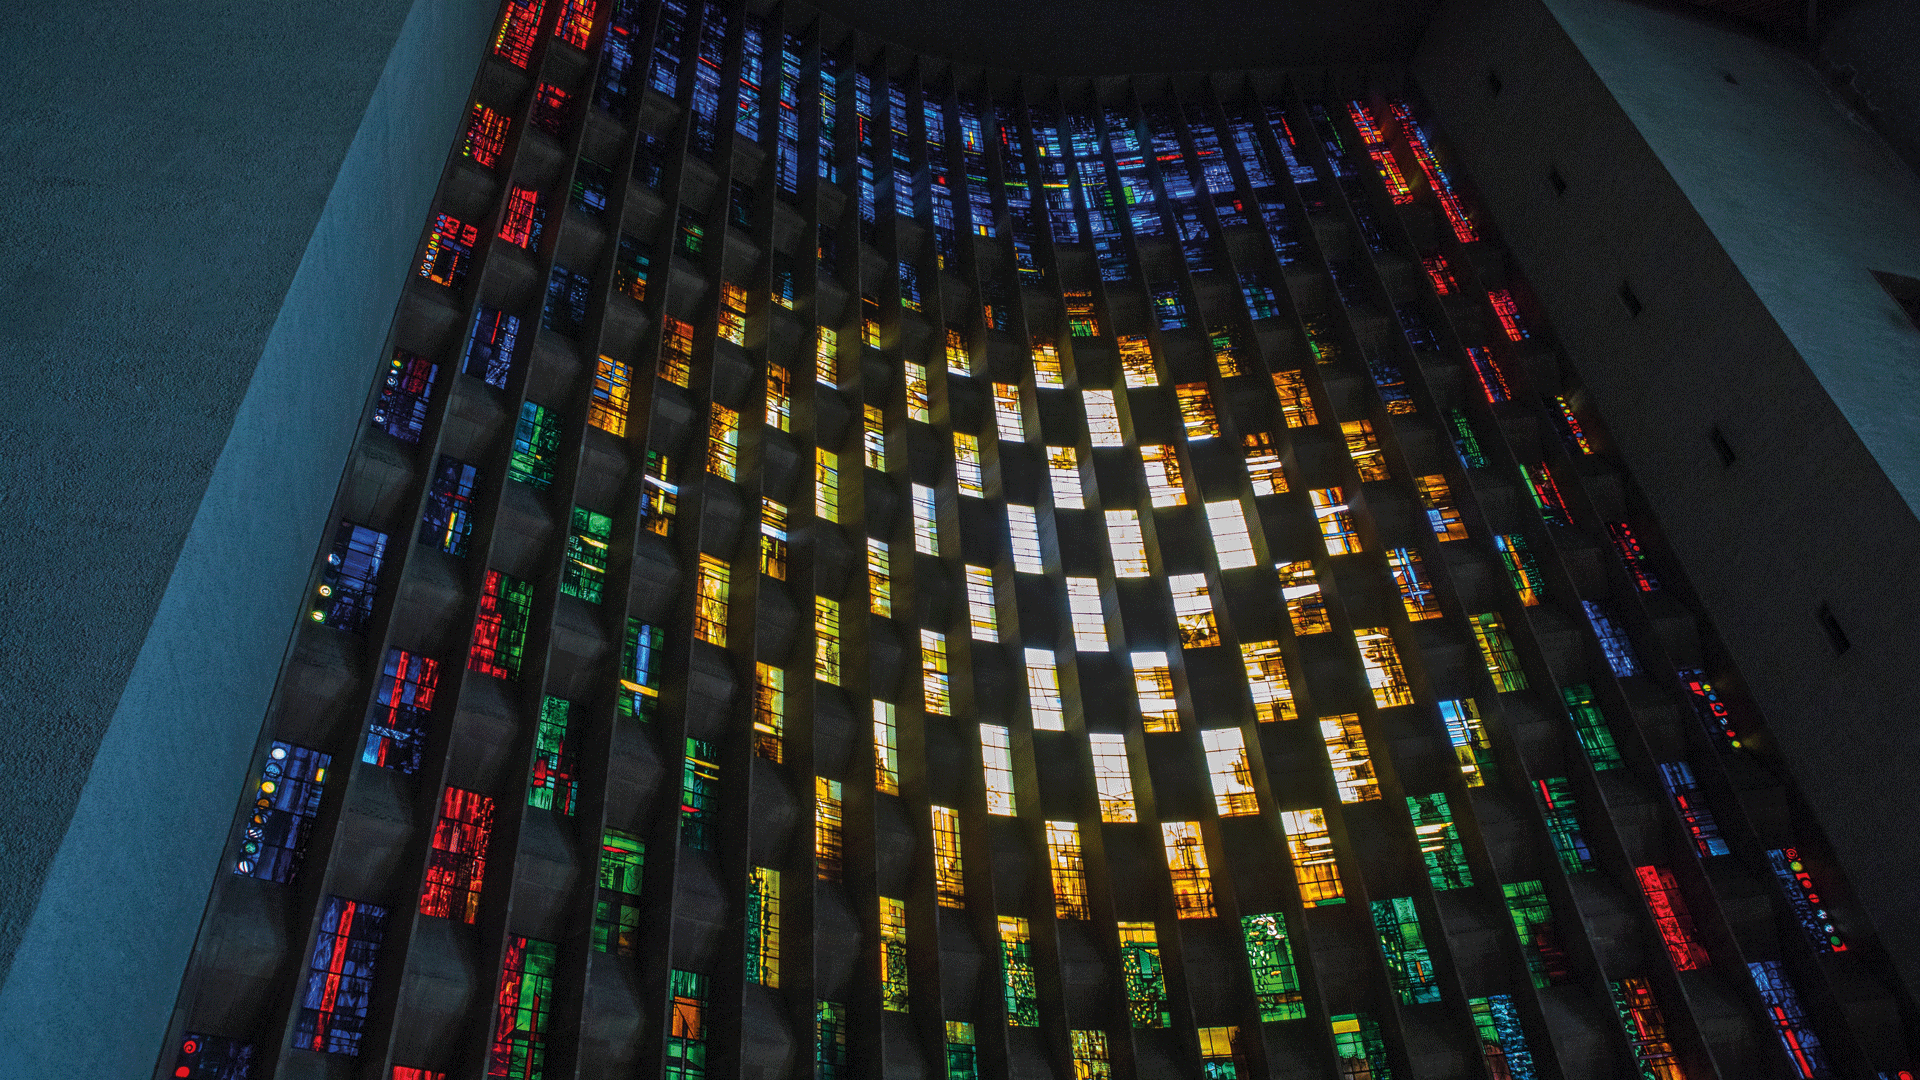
[141,1,1918,1079]
[8,0,1920,1077]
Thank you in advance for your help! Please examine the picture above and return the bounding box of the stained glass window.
[490,939,558,1078]
[507,401,560,489]
[1608,976,1684,1080]
[618,619,664,720]
[1767,847,1848,954]
[999,915,1039,1026]
[1240,640,1297,722]
[1330,1013,1392,1080]
[499,185,546,248]
[374,348,437,442]
[1495,533,1544,604]
[593,828,644,955]
[1371,896,1440,1004]
[1202,728,1258,816]
[666,969,707,1079]
[1472,613,1527,692]
[422,787,493,923]
[1281,808,1343,906]
[1536,777,1594,873]
[234,741,330,884]
[932,804,963,906]
[463,105,510,167]
[1749,960,1832,1080]
[681,738,719,850]
[595,0,641,115]
[1046,821,1091,919]
[1241,913,1305,1021]
[293,896,388,1055]
[1322,713,1379,804]
[1119,921,1171,1028]
[491,0,545,67]
[816,1001,849,1077]
[1409,792,1473,889]
[879,896,909,1011]
[362,649,438,775]
[1563,684,1624,770]
[463,305,521,389]
[1438,698,1491,788]
[1162,820,1217,918]
[590,354,632,435]
[561,506,612,603]
[745,866,780,986]
[527,696,579,815]
[421,457,478,557]
[946,1021,979,1078]
[1469,995,1539,1080]
[543,265,591,337]
[469,569,534,679]
[171,1033,255,1080]
[815,777,843,880]
[754,663,784,762]
[1637,864,1710,970]
[311,521,387,633]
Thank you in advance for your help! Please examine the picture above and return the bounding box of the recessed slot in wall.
[1619,281,1643,318]
[1817,603,1851,655]
[1488,70,1503,96]
[1871,270,1920,331]
[1548,167,1566,196]
[1709,426,1737,467]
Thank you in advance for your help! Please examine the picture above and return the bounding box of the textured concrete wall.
[1551,0,1920,515]
[1415,0,1920,1000]
[0,0,494,1074]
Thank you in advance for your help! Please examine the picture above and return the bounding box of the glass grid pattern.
[162,16,1903,1079]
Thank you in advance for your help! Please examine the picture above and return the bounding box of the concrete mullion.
[932,87,1033,1074]
[887,59,969,1075]
[1083,83,1244,1080]
[350,0,669,1067]
[1124,86,1309,1079]
[748,13,831,1074]
[589,14,728,1076]
[1320,88,1635,1068]
[663,6,773,1076]
[693,7,799,1074]
[1159,79,1436,1076]
[300,8,621,1070]
[1312,98,1552,1076]
[1357,100,1737,1079]
[768,43,834,1050]
[532,0,687,1067]
[531,6,708,1078]
[1010,76,1139,1064]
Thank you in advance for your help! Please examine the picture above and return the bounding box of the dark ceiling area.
[803,0,1443,74]
[1682,0,1808,34]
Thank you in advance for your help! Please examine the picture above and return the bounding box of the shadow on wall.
[1819,0,1920,178]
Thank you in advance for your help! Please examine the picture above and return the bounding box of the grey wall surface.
[1415,0,1920,1001]
[1555,0,1920,517]
[0,0,400,979]
[0,0,494,1073]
